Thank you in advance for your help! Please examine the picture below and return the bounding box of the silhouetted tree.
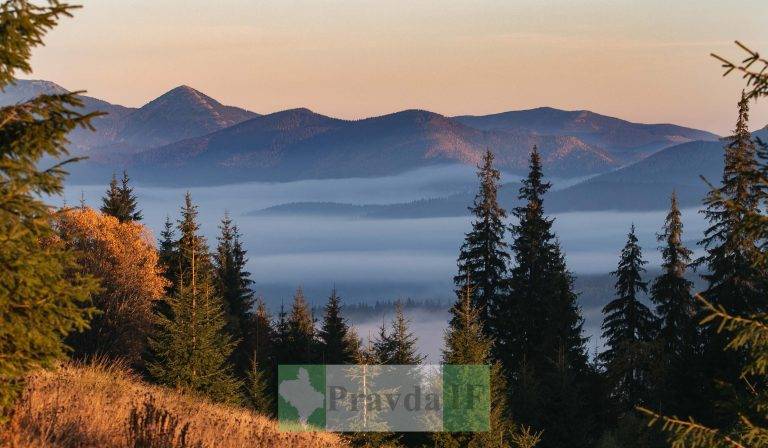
[282,288,317,364]
[318,288,358,364]
[214,213,255,377]
[434,283,511,447]
[101,171,142,222]
[600,225,657,409]
[650,192,700,417]
[455,149,510,331]
[492,147,591,448]
[373,302,425,365]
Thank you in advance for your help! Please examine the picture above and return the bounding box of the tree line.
[450,88,768,448]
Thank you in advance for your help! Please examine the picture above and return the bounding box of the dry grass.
[2,361,345,448]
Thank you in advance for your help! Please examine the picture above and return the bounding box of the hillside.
[113,85,258,151]
[248,137,731,217]
[454,107,719,163]
[128,109,621,185]
[3,362,344,448]
[0,80,136,154]
[3,80,258,160]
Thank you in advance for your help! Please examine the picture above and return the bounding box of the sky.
[27,0,768,135]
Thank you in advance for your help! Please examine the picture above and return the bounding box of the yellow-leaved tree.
[53,207,168,367]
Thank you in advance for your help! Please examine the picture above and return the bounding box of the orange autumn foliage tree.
[54,207,168,367]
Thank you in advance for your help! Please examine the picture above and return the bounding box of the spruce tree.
[696,93,766,426]
[148,193,240,404]
[172,193,214,286]
[158,215,177,284]
[600,225,657,409]
[100,171,141,222]
[492,147,590,448]
[699,93,764,314]
[251,298,275,376]
[214,213,255,377]
[373,302,425,365]
[0,0,100,416]
[274,303,290,363]
[650,192,700,416]
[455,149,510,330]
[247,357,272,415]
[318,288,358,364]
[434,284,510,447]
[282,288,317,364]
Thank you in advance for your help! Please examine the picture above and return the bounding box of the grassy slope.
[3,362,345,448]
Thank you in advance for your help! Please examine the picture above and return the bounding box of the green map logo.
[278,364,489,433]
[278,365,326,431]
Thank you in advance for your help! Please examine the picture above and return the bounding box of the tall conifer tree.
[148,193,240,404]
[214,213,255,377]
[251,298,275,378]
[434,284,510,447]
[373,302,425,365]
[281,288,317,364]
[455,150,510,329]
[650,192,700,416]
[318,288,358,364]
[696,93,766,426]
[600,225,657,409]
[699,94,764,314]
[158,215,177,285]
[492,147,590,448]
[0,0,100,415]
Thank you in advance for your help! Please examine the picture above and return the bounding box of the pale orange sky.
[28,0,768,135]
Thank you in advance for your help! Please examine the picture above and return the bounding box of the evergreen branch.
[695,293,768,374]
[637,407,746,448]
[712,41,768,99]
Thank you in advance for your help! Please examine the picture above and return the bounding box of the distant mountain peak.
[147,84,222,109]
[108,84,259,151]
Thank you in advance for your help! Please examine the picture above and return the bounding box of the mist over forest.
[60,165,710,357]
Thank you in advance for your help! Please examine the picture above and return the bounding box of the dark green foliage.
[491,147,591,448]
[640,295,768,448]
[434,284,510,448]
[158,215,177,286]
[274,304,290,363]
[699,94,765,315]
[148,194,240,404]
[101,171,142,222]
[443,284,492,365]
[247,298,275,414]
[214,213,255,378]
[279,288,317,365]
[595,413,664,448]
[174,193,215,285]
[0,0,99,417]
[318,288,359,364]
[455,149,510,330]
[695,95,767,426]
[650,192,700,417]
[600,225,657,409]
[373,302,425,365]
[251,298,275,374]
[652,192,696,355]
[246,357,273,416]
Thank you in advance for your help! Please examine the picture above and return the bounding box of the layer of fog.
[61,165,711,360]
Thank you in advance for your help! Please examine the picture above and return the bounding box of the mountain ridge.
[2,79,722,185]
